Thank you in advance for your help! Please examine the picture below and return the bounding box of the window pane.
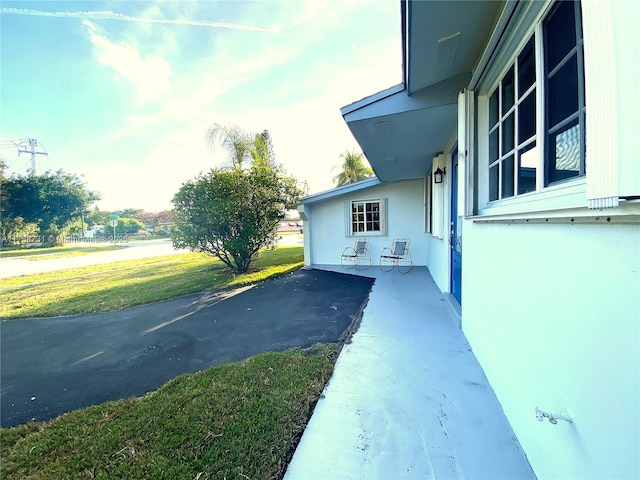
[502,112,514,155]
[544,0,577,71]
[489,90,499,127]
[549,121,580,183]
[489,165,499,201]
[548,54,578,128]
[518,91,536,144]
[502,155,514,199]
[489,129,499,163]
[518,142,538,194]
[502,67,515,115]
[518,37,536,97]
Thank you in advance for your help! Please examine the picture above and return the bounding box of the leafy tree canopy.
[172,127,305,273]
[332,150,374,187]
[1,169,100,242]
[110,217,145,235]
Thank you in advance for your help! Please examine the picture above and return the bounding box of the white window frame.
[345,198,387,237]
[424,175,433,234]
[480,0,587,212]
[487,36,538,202]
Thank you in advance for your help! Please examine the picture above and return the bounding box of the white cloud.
[3,1,402,211]
[0,7,275,32]
[79,2,402,207]
[83,20,172,102]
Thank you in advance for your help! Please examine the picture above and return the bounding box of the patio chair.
[380,238,413,274]
[341,238,373,270]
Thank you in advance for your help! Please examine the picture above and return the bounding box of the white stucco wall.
[301,179,429,267]
[462,220,640,479]
[425,230,449,295]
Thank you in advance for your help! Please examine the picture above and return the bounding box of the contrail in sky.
[0,7,275,32]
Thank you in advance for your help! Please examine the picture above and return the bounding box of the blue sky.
[0,1,401,212]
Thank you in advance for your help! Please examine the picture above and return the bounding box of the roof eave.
[300,177,382,206]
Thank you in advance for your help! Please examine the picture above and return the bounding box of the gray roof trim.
[300,177,382,205]
[340,84,405,116]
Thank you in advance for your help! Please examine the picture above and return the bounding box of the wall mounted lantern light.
[434,166,446,184]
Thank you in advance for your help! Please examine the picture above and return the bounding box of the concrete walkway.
[285,266,535,479]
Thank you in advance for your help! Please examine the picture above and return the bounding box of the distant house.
[299,1,639,478]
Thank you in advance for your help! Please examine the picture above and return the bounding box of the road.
[0,234,303,279]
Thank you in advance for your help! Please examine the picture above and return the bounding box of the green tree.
[0,158,8,208]
[85,207,108,228]
[207,123,253,169]
[113,217,145,235]
[171,136,304,273]
[332,150,374,187]
[1,169,100,244]
[121,208,143,219]
[251,130,276,167]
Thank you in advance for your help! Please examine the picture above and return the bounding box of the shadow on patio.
[286,265,535,479]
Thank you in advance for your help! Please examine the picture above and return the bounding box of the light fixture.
[434,166,446,184]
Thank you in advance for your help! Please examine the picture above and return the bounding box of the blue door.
[450,151,462,305]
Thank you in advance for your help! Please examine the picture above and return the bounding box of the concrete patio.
[285,266,535,479]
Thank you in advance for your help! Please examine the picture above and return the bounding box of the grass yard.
[0,346,335,480]
[0,247,303,319]
[0,244,126,260]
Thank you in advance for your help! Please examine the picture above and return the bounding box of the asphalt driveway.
[0,269,374,428]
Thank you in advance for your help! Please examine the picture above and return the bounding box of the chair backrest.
[392,238,410,257]
[355,240,368,255]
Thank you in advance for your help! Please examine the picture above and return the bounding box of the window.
[347,198,386,236]
[487,0,584,202]
[543,0,586,184]
[351,200,380,233]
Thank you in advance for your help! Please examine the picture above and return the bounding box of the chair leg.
[357,251,373,270]
[379,249,394,272]
[397,251,413,274]
[341,248,357,269]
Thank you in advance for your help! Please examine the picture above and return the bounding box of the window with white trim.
[352,200,380,232]
[488,0,585,202]
[346,198,386,236]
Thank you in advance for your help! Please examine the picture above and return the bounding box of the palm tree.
[208,124,277,170]
[333,150,374,187]
[207,123,252,170]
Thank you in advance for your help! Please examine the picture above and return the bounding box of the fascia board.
[300,178,382,206]
[340,84,405,117]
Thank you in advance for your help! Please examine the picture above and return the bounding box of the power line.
[15,138,48,175]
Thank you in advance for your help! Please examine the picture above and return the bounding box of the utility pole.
[17,138,48,175]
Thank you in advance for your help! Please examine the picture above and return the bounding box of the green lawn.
[0,244,126,260]
[0,247,303,319]
[0,245,335,479]
[0,346,335,480]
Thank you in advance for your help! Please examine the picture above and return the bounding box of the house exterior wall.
[301,179,429,267]
[424,217,448,295]
[459,1,640,478]
[317,1,638,477]
[461,220,639,479]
